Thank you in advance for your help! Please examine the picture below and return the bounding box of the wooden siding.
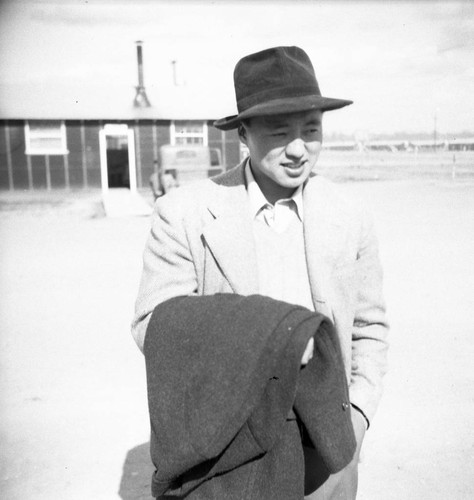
[0,121,30,189]
[30,155,47,189]
[133,120,171,189]
[0,119,235,191]
[137,122,149,188]
[61,120,102,189]
[208,122,240,169]
[0,123,10,188]
[50,155,66,188]
[66,121,86,188]
[84,122,102,188]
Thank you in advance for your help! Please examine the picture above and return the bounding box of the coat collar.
[245,161,304,222]
[202,162,260,295]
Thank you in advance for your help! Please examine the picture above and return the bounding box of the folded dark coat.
[144,294,355,499]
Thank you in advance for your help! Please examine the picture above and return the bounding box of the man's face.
[241,109,323,203]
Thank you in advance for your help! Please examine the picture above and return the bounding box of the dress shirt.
[245,162,304,233]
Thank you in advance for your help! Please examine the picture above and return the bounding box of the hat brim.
[213,95,353,130]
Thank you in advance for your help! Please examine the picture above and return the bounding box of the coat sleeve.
[131,192,198,352]
[349,207,389,424]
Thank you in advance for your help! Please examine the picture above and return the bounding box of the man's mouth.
[282,162,305,173]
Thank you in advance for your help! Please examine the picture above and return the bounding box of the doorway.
[107,146,130,188]
[99,124,137,194]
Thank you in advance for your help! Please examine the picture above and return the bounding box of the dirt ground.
[0,178,473,499]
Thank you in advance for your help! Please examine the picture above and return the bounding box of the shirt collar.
[245,160,304,220]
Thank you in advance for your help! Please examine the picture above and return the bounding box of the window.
[170,121,207,146]
[25,120,68,155]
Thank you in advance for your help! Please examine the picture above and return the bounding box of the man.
[132,46,389,499]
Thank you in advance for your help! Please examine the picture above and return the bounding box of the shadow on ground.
[119,442,155,500]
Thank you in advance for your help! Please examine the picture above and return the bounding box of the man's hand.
[301,337,314,365]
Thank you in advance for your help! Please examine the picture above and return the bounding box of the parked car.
[150,144,224,200]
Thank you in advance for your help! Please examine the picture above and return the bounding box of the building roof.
[0,80,236,121]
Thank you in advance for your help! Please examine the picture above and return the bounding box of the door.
[99,124,137,195]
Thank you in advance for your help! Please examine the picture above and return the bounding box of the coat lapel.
[202,165,259,295]
[303,176,346,319]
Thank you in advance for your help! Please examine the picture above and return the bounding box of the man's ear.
[238,124,248,146]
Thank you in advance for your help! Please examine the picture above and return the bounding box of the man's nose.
[285,137,305,160]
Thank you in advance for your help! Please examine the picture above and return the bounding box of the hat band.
[237,85,320,113]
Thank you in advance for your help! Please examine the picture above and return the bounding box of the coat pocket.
[332,260,358,279]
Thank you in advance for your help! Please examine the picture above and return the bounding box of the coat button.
[342,402,350,411]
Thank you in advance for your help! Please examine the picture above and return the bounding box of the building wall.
[0,121,29,189]
[66,121,101,188]
[0,119,239,191]
[133,120,171,188]
[208,122,241,168]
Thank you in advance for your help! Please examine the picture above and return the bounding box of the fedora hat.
[214,46,353,131]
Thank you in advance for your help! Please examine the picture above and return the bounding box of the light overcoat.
[132,161,389,422]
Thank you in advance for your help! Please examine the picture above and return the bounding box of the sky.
[0,0,473,136]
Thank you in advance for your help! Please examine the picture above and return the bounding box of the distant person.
[133,46,389,499]
[149,160,178,200]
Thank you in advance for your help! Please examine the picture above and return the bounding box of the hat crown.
[234,46,321,113]
[213,45,352,130]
